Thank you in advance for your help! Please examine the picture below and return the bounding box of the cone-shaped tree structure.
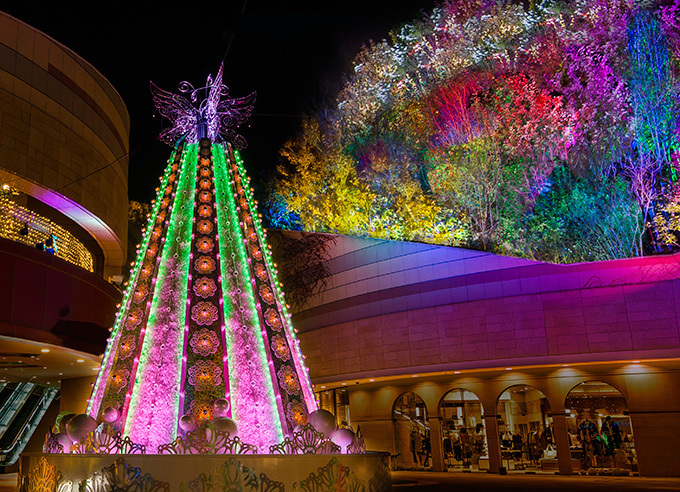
[87,66,317,452]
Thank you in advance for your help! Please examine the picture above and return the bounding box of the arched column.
[430,417,445,471]
[484,413,502,473]
[551,412,573,475]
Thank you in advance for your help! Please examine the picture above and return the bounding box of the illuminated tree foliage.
[269,0,680,261]
[654,184,680,249]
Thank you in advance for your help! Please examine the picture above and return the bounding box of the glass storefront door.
[439,388,488,470]
[565,381,637,473]
[393,392,431,470]
[497,385,554,471]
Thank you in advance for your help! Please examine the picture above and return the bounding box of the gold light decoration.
[0,195,94,272]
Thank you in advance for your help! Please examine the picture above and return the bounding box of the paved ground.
[393,471,680,491]
[4,470,679,491]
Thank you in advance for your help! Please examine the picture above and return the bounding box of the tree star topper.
[150,64,256,148]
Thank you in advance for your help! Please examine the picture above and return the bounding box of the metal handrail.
[0,383,22,423]
[0,383,33,438]
[0,386,57,466]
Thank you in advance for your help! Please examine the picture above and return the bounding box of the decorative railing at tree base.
[43,423,365,456]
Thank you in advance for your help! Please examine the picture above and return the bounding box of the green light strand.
[232,150,315,404]
[125,144,197,440]
[213,144,284,444]
[88,149,178,415]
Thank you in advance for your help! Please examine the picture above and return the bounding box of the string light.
[87,67,317,454]
[0,194,93,271]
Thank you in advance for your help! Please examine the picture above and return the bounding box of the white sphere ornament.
[66,414,97,442]
[102,406,119,423]
[307,409,337,437]
[55,432,73,452]
[330,428,355,453]
[211,417,238,436]
[179,414,197,432]
[213,398,230,417]
[293,424,304,433]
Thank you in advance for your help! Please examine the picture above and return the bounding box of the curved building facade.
[0,8,127,376]
[294,235,680,477]
[0,12,127,467]
[0,11,129,279]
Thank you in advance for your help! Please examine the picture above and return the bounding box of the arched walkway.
[439,388,488,470]
[393,392,431,470]
[565,380,637,473]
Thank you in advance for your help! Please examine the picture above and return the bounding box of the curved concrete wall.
[292,235,680,476]
[294,236,680,380]
[0,237,120,355]
[0,11,129,278]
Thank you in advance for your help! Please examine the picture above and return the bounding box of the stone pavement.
[393,471,680,491]
[3,471,679,492]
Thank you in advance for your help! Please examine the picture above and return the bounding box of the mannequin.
[443,433,453,467]
[459,427,471,467]
[512,432,523,450]
[452,432,463,463]
[601,417,621,450]
[414,429,423,465]
[501,431,512,448]
[578,419,597,468]
[410,428,418,465]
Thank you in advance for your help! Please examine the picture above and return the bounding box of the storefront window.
[315,388,352,429]
[565,381,636,472]
[335,388,351,428]
[392,392,431,470]
[497,385,554,471]
[439,388,488,470]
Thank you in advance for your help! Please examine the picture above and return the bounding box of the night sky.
[3,2,435,202]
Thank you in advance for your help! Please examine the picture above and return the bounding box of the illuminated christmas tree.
[87,66,317,452]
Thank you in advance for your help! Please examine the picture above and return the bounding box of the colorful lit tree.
[88,66,317,453]
[656,0,680,70]
[519,165,642,262]
[628,10,677,175]
[653,183,680,249]
[269,0,680,260]
[485,73,576,208]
